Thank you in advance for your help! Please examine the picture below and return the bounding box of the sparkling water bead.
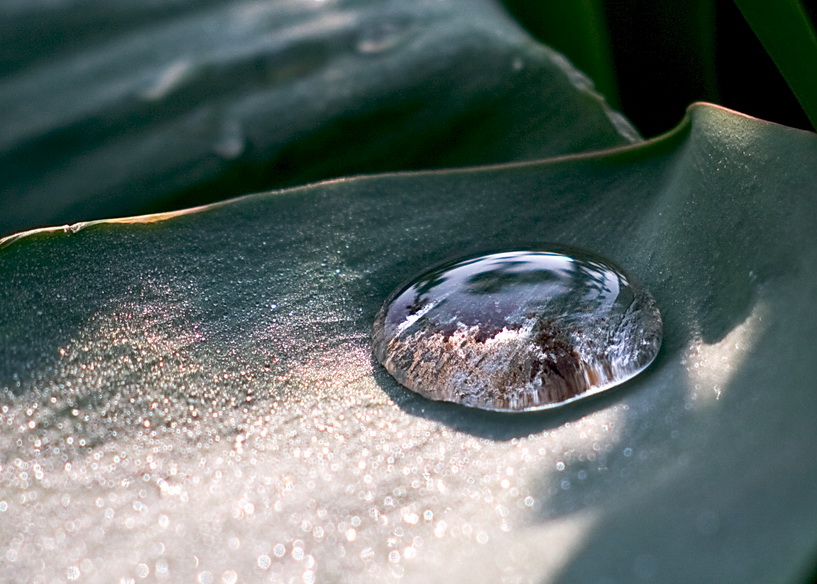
[372,248,662,412]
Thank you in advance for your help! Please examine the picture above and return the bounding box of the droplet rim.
[372,245,663,413]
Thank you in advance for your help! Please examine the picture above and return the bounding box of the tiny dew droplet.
[372,247,662,412]
[356,16,416,54]
[212,120,245,160]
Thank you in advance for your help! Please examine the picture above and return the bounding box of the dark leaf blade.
[1,104,816,582]
[0,0,634,237]
[733,0,817,131]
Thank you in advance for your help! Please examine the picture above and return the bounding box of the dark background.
[503,0,817,137]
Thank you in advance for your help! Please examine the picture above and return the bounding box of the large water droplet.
[372,247,662,412]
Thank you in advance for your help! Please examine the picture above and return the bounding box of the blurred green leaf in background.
[0,0,634,237]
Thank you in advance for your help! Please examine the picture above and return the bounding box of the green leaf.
[2,103,816,582]
[0,0,635,237]
[733,0,817,130]
[501,0,621,108]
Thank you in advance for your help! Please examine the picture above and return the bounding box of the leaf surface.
[0,0,633,236]
[1,104,816,583]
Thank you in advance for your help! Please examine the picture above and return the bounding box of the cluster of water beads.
[372,247,662,412]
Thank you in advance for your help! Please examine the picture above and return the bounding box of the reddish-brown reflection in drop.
[372,247,662,412]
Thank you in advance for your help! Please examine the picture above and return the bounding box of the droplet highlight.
[372,247,662,412]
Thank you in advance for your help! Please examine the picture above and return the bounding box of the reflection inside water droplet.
[372,247,662,412]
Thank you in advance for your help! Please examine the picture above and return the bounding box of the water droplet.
[140,60,193,101]
[212,120,245,160]
[372,247,662,412]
